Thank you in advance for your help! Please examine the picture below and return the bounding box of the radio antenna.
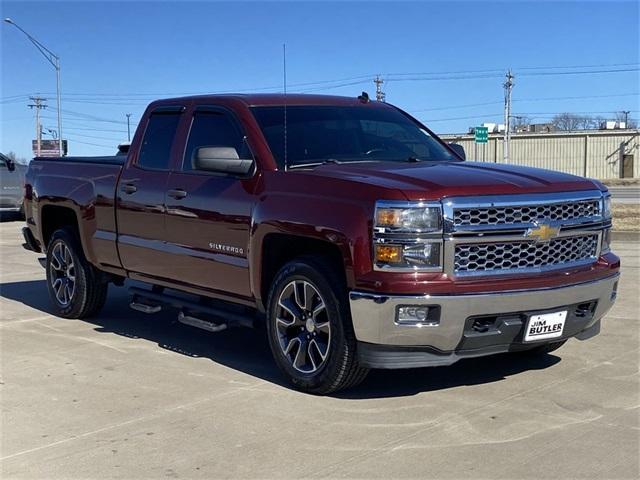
[283,43,288,171]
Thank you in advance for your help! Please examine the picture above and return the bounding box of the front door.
[164,106,256,300]
[116,107,183,279]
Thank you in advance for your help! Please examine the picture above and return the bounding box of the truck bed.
[25,156,124,271]
[33,155,125,165]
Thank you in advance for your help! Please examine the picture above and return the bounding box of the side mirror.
[193,147,253,176]
[5,158,15,171]
[448,143,466,160]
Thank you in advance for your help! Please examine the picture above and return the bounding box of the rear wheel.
[266,257,368,394]
[46,228,108,318]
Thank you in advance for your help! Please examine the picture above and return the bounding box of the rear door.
[116,106,183,279]
[164,105,255,300]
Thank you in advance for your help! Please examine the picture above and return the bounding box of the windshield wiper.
[287,159,341,170]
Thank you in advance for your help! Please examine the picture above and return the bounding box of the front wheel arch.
[257,232,352,311]
[265,255,368,394]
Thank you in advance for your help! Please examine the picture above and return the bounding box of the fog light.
[396,305,439,326]
[375,244,403,263]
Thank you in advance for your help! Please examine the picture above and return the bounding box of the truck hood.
[305,161,603,200]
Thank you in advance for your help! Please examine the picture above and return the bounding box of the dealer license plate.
[524,311,567,342]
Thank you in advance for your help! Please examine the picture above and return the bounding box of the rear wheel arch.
[40,204,81,249]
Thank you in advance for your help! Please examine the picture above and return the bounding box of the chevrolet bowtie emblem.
[526,222,560,242]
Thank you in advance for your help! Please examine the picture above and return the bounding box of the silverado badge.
[526,222,560,242]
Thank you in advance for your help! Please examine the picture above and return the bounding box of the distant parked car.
[0,152,26,218]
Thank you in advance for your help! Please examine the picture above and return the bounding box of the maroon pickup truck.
[22,93,620,394]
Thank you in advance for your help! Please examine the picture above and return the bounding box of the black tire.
[521,339,567,356]
[266,256,368,394]
[46,228,108,319]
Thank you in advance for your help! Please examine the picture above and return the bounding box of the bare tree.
[551,113,585,131]
[614,111,637,128]
[592,116,606,129]
[511,115,531,131]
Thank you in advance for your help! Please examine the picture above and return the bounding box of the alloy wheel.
[275,280,331,373]
[49,242,76,306]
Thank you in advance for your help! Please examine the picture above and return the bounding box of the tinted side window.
[137,113,181,170]
[183,112,245,171]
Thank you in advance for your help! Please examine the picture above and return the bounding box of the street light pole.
[622,110,630,128]
[4,18,63,157]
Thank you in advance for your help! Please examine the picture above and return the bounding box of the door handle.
[167,188,187,200]
[121,183,137,194]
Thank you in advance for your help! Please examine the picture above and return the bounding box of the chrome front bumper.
[349,274,619,353]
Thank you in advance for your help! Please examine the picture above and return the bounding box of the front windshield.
[251,105,456,169]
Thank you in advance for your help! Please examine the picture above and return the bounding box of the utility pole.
[503,70,514,162]
[5,18,63,156]
[28,96,47,157]
[621,110,630,128]
[374,75,386,102]
[126,113,132,141]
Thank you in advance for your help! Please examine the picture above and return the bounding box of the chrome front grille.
[454,234,599,275]
[442,190,609,277]
[453,199,600,227]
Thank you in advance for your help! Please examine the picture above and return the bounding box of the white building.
[440,129,639,179]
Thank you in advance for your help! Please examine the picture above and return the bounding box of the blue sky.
[2,0,639,159]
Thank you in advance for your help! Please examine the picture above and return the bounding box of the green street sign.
[475,126,489,144]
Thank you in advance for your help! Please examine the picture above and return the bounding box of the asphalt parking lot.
[1,218,638,479]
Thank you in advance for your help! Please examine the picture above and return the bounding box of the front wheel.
[266,257,368,394]
[46,228,108,319]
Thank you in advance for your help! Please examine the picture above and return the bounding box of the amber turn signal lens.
[375,244,403,263]
[376,208,402,226]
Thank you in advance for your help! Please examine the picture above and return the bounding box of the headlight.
[375,203,441,232]
[601,228,612,254]
[373,201,443,271]
[602,194,612,219]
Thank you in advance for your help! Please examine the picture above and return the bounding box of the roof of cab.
[154,93,387,108]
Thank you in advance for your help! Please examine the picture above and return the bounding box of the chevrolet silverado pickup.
[22,94,620,394]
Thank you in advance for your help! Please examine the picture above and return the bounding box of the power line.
[521,67,640,77]
[3,61,638,101]
[63,136,117,148]
[50,125,128,133]
[418,110,639,123]
[418,113,505,122]
[62,131,127,141]
[409,93,639,113]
